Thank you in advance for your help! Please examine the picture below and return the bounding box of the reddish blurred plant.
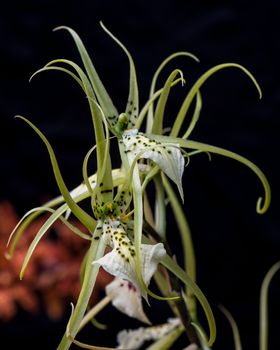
[0,200,112,321]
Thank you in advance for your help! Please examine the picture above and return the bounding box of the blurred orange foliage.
[0,201,112,321]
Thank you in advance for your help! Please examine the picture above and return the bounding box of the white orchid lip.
[105,277,150,324]
[92,218,166,298]
[117,318,181,349]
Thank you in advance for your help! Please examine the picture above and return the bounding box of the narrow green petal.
[66,337,119,350]
[154,175,167,238]
[171,63,262,137]
[30,66,85,92]
[190,322,211,349]
[131,164,147,297]
[129,164,179,302]
[147,52,199,133]
[100,22,139,129]
[184,139,271,214]
[53,26,119,124]
[162,174,196,316]
[58,226,106,350]
[20,204,76,279]
[6,207,49,259]
[136,77,186,130]
[43,59,113,185]
[219,305,242,350]
[141,165,160,193]
[45,59,108,145]
[82,146,97,194]
[16,116,96,232]
[152,69,184,135]
[182,90,202,139]
[161,254,216,347]
[92,102,113,204]
[260,261,280,350]
[147,134,271,214]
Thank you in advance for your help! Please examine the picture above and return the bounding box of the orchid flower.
[116,318,181,349]
[8,20,272,350]
[93,218,166,300]
[121,129,185,200]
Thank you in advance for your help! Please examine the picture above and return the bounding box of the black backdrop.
[0,1,279,349]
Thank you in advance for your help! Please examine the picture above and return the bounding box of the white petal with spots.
[105,277,150,324]
[122,129,185,199]
[93,218,166,298]
[117,318,181,349]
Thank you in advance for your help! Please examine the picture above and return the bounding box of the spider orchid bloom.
[105,277,150,324]
[116,318,181,349]
[122,129,185,200]
[93,218,166,299]
[10,21,272,350]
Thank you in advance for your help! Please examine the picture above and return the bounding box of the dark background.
[0,0,279,349]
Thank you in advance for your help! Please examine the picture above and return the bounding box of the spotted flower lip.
[93,218,166,298]
[122,129,185,200]
[116,318,181,349]
[105,277,150,324]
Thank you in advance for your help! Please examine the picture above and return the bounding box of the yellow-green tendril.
[147,51,199,133]
[219,305,242,350]
[16,116,96,231]
[171,63,262,138]
[260,261,280,350]
[161,254,216,346]
[147,134,270,214]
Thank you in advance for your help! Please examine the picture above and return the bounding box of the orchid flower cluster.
[7,23,272,350]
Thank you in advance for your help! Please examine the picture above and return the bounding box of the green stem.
[57,234,106,350]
